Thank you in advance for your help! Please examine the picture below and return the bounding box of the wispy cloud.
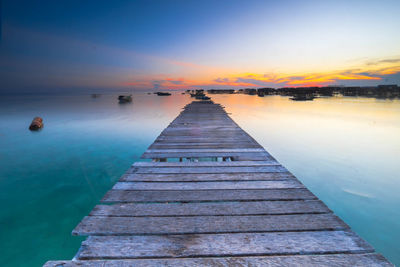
[165,78,185,85]
[124,63,400,89]
[201,60,400,88]
[366,58,400,66]
[214,77,230,83]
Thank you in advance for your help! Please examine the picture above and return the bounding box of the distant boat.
[190,92,205,98]
[195,95,211,100]
[155,92,171,96]
[290,94,315,101]
[118,95,132,103]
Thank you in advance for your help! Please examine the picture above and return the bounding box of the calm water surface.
[0,93,399,266]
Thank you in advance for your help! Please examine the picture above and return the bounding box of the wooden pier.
[45,101,392,266]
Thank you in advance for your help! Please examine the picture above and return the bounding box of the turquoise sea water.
[0,93,399,266]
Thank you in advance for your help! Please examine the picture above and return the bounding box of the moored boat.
[118,95,132,103]
[155,92,171,96]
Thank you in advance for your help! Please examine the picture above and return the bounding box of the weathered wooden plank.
[141,153,270,161]
[158,131,246,134]
[154,137,253,142]
[157,132,249,137]
[152,140,258,144]
[102,189,316,203]
[151,140,258,144]
[145,148,265,153]
[149,144,261,149]
[133,161,279,167]
[166,125,237,128]
[158,134,251,139]
[163,129,244,131]
[150,142,259,147]
[164,129,242,133]
[161,131,244,134]
[76,231,373,259]
[134,166,287,174]
[121,172,295,182]
[90,200,330,217]
[164,127,241,129]
[169,122,236,124]
[44,254,394,267]
[163,126,239,130]
[154,137,256,141]
[73,213,347,236]
[112,180,304,190]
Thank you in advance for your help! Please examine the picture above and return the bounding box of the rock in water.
[29,117,44,131]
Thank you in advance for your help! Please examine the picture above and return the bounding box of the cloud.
[134,78,189,90]
[286,76,305,81]
[214,77,230,83]
[235,78,279,87]
[152,80,163,89]
[165,78,185,85]
[124,62,400,90]
[378,72,400,84]
[211,67,388,88]
[379,59,400,64]
[122,54,400,90]
[366,58,400,66]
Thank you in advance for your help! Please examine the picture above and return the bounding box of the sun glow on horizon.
[120,58,400,90]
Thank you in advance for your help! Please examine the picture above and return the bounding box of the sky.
[1,0,400,93]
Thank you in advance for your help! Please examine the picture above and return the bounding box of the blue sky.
[1,0,400,92]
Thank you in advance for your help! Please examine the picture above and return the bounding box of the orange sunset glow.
[122,59,399,89]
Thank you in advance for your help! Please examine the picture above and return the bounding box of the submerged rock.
[29,117,44,131]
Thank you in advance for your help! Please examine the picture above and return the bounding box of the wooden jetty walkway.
[45,100,392,266]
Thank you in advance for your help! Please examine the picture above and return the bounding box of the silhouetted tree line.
[204,84,399,99]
